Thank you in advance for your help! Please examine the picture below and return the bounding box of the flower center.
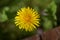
[24,14,31,23]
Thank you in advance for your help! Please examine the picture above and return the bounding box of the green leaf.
[43,17,53,31]
[0,13,8,22]
[0,7,9,22]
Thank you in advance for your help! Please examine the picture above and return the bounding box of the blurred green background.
[0,0,60,40]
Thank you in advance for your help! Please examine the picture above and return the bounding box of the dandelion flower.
[15,7,40,32]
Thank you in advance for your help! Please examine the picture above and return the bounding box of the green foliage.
[43,17,53,31]
[0,13,8,22]
[0,8,8,22]
[32,0,52,9]
[55,0,60,4]
[42,1,57,31]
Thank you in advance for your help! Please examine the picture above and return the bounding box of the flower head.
[15,7,40,32]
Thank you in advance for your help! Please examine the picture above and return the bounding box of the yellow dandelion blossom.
[15,7,40,32]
